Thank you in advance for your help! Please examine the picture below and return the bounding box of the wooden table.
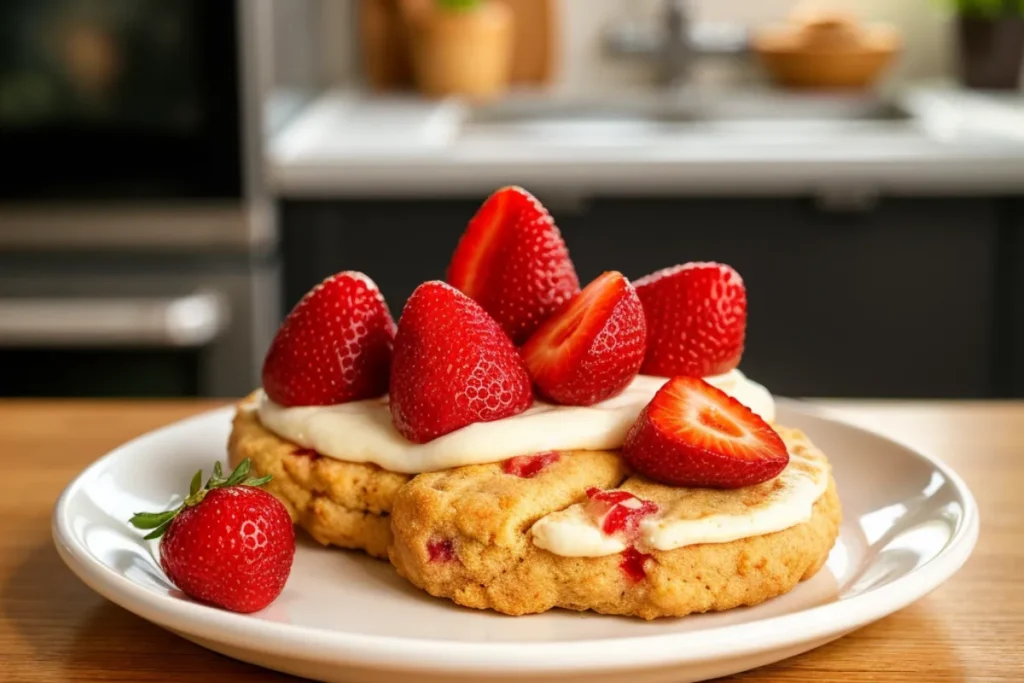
[0,400,1020,682]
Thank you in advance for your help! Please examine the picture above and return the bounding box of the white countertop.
[267,86,1024,198]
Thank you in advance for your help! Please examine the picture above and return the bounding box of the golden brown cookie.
[389,427,841,619]
[228,394,411,559]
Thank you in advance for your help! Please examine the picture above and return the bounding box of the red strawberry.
[130,459,295,614]
[262,271,395,407]
[623,377,788,489]
[522,271,646,406]
[447,186,580,344]
[634,262,747,378]
[502,451,560,478]
[389,281,533,443]
[584,488,659,538]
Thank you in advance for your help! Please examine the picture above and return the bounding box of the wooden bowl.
[754,16,900,90]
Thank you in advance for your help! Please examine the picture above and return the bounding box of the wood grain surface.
[0,400,1020,682]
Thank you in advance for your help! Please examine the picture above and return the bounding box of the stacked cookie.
[230,187,841,619]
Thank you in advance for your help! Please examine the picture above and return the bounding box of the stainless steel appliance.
[0,0,277,397]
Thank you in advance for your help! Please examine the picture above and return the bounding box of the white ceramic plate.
[53,401,979,683]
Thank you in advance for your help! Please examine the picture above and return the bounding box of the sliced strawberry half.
[262,271,395,407]
[389,281,533,443]
[447,186,580,345]
[521,271,646,406]
[634,262,747,378]
[623,377,788,489]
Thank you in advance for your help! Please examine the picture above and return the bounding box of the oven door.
[0,0,242,202]
[0,259,277,398]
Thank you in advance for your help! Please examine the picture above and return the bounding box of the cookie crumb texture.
[389,428,841,620]
[229,395,410,559]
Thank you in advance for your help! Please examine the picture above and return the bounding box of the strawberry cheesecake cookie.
[229,185,841,621]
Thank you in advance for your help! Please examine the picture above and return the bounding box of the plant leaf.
[205,460,226,489]
[129,509,179,530]
[189,470,203,497]
[143,518,175,540]
[242,474,272,487]
[436,0,482,11]
[223,459,251,487]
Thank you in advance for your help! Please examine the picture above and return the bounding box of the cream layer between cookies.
[256,369,774,474]
[530,442,830,557]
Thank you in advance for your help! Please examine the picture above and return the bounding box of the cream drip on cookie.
[530,442,830,556]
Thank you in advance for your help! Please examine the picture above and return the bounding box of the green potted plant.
[949,0,1024,89]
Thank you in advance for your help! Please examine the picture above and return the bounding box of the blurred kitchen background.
[1,0,1022,400]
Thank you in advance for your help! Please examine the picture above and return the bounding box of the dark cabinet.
[282,199,479,312]
[1005,199,1024,398]
[280,196,1001,399]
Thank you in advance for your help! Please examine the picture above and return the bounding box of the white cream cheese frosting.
[531,445,829,557]
[255,369,774,474]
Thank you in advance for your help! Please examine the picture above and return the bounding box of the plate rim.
[52,402,980,675]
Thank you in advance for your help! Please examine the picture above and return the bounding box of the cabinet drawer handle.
[814,186,880,213]
[0,292,228,348]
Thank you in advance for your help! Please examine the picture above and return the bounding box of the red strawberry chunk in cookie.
[427,538,456,563]
[635,262,746,378]
[447,186,580,344]
[584,488,659,539]
[522,271,646,406]
[389,281,533,443]
[502,452,560,478]
[620,546,653,583]
[262,271,395,407]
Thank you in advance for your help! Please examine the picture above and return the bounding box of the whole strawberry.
[447,186,580,344]
[635,262,747,378]
[130,460,295,614]
[263,271,395,407]
[390,280,533,443]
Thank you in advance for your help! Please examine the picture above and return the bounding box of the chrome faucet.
[659,0,692,87]
[605,0,748,87]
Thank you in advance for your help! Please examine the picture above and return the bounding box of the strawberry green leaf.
[129,508,180,530]
[128,459,272,538]
[223,459,251,487]
[205,461,226,489]
[143,518,175,540]
[189,470,203,497]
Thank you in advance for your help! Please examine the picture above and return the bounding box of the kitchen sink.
[464,93,913,140]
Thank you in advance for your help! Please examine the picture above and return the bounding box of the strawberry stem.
[129,458,272,540]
